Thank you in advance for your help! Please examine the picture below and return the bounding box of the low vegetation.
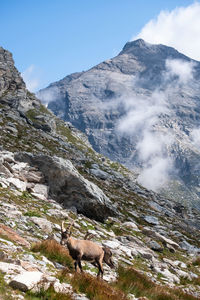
[59,269,127,300]
[113,266,199,300]
[192,256,200,266]
[31,239,74,270]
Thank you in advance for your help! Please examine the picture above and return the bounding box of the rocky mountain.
[0,45,200,299]
[38,39,200,209]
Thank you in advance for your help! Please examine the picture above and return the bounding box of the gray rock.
[179,240,200,253]
[148,240,164,252]
[123,221,138,230]
[30,217,52,234]
[0,46,40,112]
[144,215,159,225]
[0,262,24,274]
[90,168,110,180]
[15,152,118,222]
[31,184,49,198]
[7,177,26,191]
[9,271,44,292]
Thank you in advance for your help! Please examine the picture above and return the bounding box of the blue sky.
[0,0,197,90]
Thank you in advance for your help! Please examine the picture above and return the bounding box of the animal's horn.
[61,221,66,233]
[67,220,75,232]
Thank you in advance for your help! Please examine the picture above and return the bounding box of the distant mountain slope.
[38,39,200,209]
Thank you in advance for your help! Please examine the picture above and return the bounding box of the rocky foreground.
[0,150,200,299]
[0,46,200,299]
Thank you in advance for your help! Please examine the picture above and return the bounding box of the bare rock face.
[0,46,40,111]
[38,39,200,209]
[15,152,117,221]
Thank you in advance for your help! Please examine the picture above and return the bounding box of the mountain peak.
[120,39,155,54]
[119,38,192,63]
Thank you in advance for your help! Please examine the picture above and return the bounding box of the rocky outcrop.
[14,152,117,221]
[0,47,40,111]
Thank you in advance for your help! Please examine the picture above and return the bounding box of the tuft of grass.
[113,266,199,300]
[31,239,74,269]
[26,285,73,300]
[24,211,42,217]
[192,256,200,266]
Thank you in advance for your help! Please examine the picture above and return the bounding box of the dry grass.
[113,266,199,300]
[31,239,74,269]
[59,269,127,300]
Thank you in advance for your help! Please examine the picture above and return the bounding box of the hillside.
[0,46,200,299]
[38,39,200,209]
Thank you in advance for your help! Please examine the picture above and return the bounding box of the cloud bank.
[36,86,60,106]
[191,128,200,149]
[21,65,40,92]
[165,59,196,84]
[116,89,173,191]
[133,2,200,61]
[113,58,196,191]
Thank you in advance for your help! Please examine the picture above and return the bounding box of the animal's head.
[60,220,74,245]
[103,247,115,269]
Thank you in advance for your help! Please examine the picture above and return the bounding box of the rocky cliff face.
[1,45,200,299]
[0,47,40,111]
[38,39,200,209]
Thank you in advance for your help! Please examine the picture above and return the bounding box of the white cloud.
[191,128,200,148]
[137,157,173,191]
[113,58,197,191]
[133,2,200,61]
[36,86,60,106]
[165,59,196,83]
[115,89,174,191]
[21,65,40,92]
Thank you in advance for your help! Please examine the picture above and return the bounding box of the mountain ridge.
[38,39,200,209]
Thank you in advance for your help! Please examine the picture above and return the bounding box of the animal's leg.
[74,261,78,272]
[96,256,104,279]
[77,254,83,273]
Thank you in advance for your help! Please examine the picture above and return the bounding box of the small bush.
[31,239,74,269]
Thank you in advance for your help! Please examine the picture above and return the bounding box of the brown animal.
[84,231,115,269]
[61,220,105,278]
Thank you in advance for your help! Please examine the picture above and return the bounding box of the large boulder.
[15,152,117,221]
[9,271,43,292]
